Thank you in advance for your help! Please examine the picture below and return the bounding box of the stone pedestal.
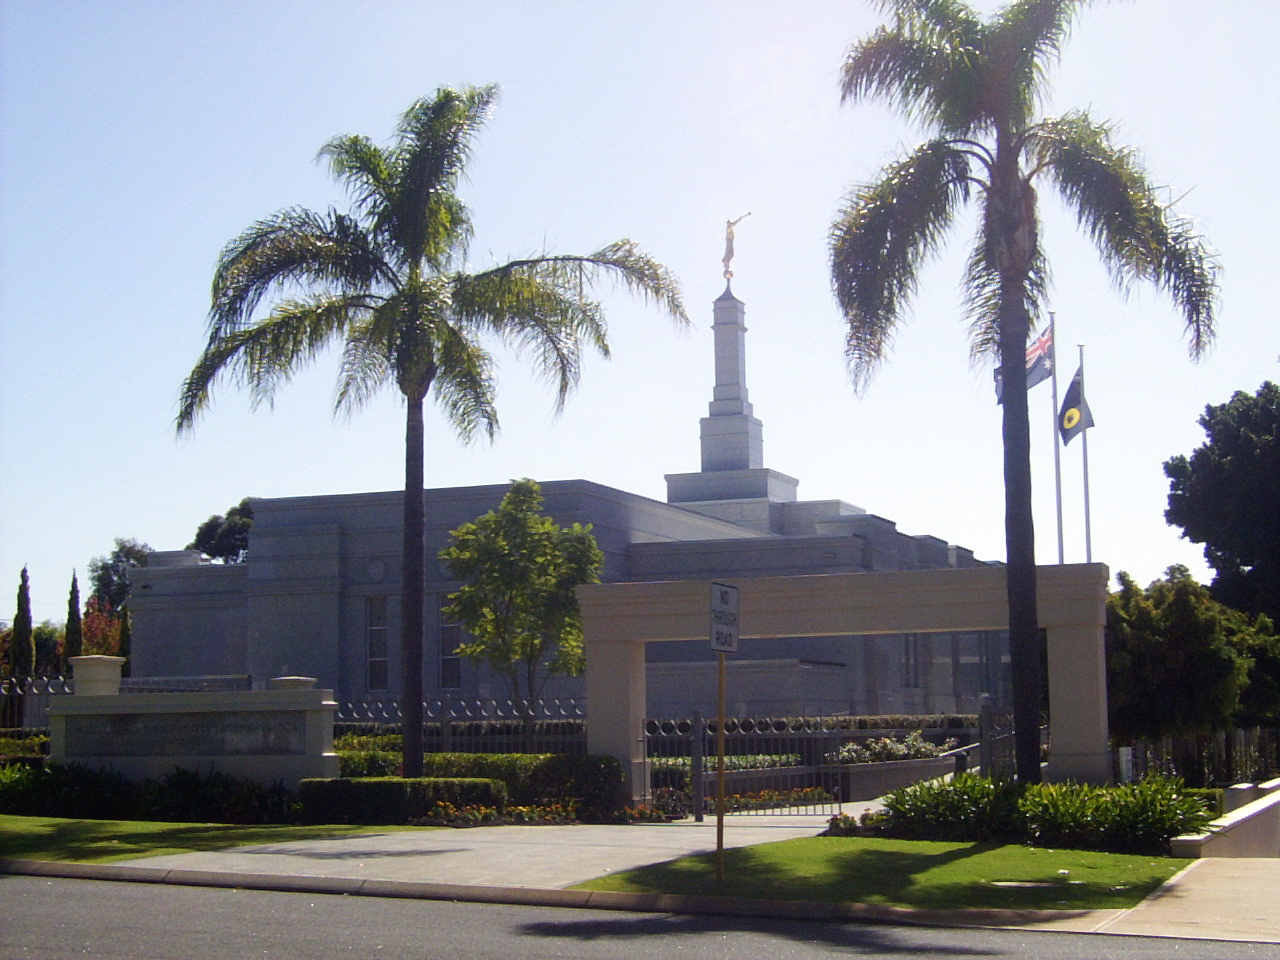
[69,656,126,696]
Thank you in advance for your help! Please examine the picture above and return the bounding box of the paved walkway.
[4,813,1279,944]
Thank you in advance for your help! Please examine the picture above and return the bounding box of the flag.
[1058,366,1095,445]
[994,324,1054,402]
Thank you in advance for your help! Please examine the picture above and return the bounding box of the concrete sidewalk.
[4,815,1279,944]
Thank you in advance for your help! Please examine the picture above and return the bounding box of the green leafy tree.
[64,571,83,665]
[32,621,63,677]
[188,497,255,563]
[9,567,35,679]
[1222,611,1280,730]
[440,479,604,703]
[829,1,1217,781]
[176,86,686,776]
[88,538,154,611]
[1165,381,1280,624]
[1106,567,1248,740]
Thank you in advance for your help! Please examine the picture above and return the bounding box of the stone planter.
[818,756,956,802]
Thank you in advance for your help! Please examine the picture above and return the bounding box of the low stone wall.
[819,757,957,802]
[1171,778,1280,858]
[690,756,955,804]
[48,659,339,788]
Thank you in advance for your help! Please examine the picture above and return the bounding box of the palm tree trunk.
[1000,322,1043,785]
[991,146,1044,786]
[401,393,426,778]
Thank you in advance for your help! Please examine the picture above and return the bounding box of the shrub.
[868,773,1216,855]
[825,730,957,764]
[338,750,400,777]
[0,762,298,823]
[1094,777,1215,855]
[334,733,401,752]
[416,753,623,821]
[873,772,1026,842]
[0,730,49,759]
[298,776,507,825]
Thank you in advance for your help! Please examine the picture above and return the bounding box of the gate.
[643,713,844,818]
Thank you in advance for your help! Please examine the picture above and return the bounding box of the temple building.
[131,278,1010,717]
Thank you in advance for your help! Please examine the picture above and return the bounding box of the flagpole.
[1050,314,1064,565]
[1078,343,1093,563]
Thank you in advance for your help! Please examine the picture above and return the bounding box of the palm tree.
[829,1,1216,783]
[178,85,687,776]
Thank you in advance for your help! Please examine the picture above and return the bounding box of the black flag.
[1058,366,1094,445]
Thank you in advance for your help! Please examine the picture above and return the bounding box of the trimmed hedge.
[0,762,299,823]
[331,752,625,820]
[298,777,507,825]
[338,750,400,777]
[417,753,624,820]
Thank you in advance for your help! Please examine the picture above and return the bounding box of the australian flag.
[994,324,1054,402]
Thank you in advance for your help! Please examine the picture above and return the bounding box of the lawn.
[574,836,1192,912]
[0,815,1191,912]
[0,815,427,864]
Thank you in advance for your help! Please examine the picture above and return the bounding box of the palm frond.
[989,1,1090,128]
[478,240,687,325]
[318,134,393,221]
[334,306,400,414]
[383,85,495,270]
[1031,111,1218,355]
[456,241,687,407]
[209,207,392,340]
[429,323,498,443]
[842,3,986,136]
[962,230,1051,364]
[452,267,603,408]
[178,293,369,431]
[829,138,973,391]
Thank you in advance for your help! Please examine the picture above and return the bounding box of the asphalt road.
[3,876,1277,960]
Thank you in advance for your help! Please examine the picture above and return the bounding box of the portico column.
[585,637,647,804]
[1044,620,1111,782]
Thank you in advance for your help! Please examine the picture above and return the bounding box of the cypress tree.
[11,567,35,679]
[118,608,132,678]
[64,571,83,667]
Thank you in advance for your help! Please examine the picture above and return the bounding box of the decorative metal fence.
[641,713,975,818]
[0,676,73,728]
[336,697,588,755]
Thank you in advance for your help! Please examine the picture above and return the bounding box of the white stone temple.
[131,270,1007,717]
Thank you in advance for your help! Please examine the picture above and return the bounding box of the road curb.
[0,858,1098,930]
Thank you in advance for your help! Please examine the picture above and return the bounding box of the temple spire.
[701,283,762,470]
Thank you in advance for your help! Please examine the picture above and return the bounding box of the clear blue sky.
[2,0,1276,625]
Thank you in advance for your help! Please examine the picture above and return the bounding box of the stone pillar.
[69,656,126,696]
[585,638,647,804]
[1044,620,1112,783]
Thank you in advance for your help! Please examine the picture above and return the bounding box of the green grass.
[0,815,430,864]
[574,836,1191,912]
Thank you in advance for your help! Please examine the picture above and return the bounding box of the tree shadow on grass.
[0,817,393,863]
[579,839,1168,913]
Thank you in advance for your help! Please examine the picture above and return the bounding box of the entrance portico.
[581,563,1110,802]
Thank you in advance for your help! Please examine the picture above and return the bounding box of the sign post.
[710,582,739,882]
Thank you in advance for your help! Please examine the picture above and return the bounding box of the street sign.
[710,581,739,653]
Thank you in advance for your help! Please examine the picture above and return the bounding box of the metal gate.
[643,713,844,818]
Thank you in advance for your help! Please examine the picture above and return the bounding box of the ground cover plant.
[574,836,1191,912]
[0,814,423,864]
